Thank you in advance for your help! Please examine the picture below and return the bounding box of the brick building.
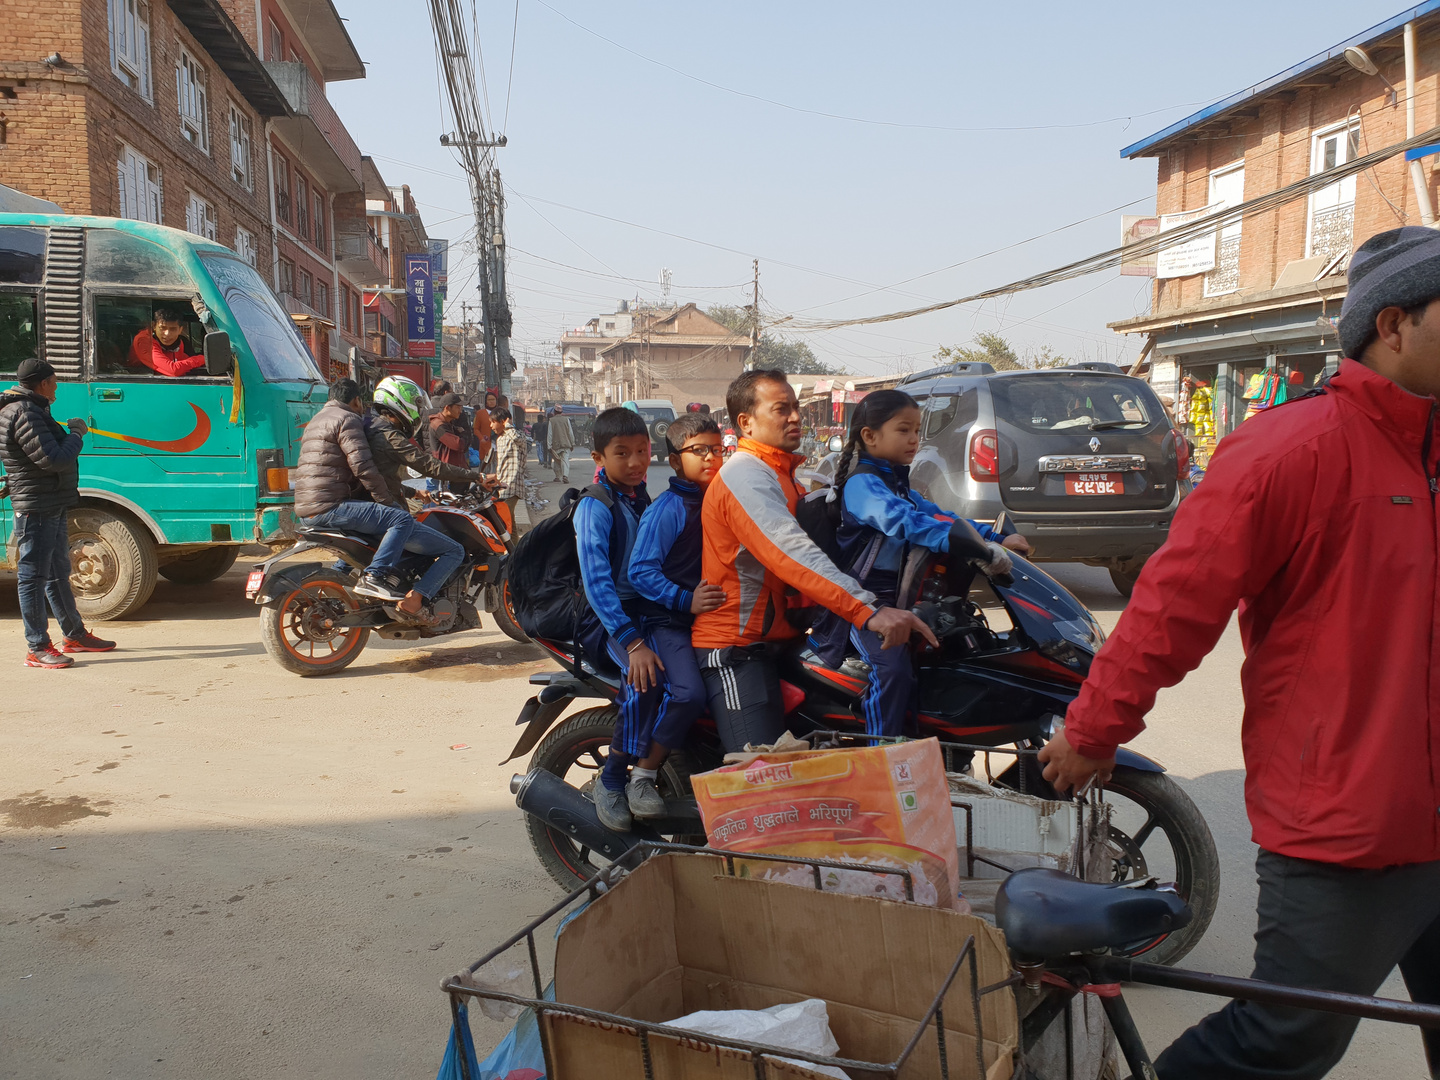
[1112,3,1440,450]
[0,0,281,265]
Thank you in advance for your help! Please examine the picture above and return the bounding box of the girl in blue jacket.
[814,389,1027,737]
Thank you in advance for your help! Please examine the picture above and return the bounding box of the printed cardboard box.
[548,853,1017,1080]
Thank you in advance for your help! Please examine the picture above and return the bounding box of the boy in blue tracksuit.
[624,414,727,819]
[574,407,655,833]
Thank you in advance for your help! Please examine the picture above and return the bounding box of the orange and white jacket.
[692,438,877,649]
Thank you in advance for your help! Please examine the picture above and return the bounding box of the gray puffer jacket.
[0,386,83,515]
[293,399,395,518]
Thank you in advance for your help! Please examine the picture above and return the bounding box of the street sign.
[427,238,449,297]
[405,253,435,358]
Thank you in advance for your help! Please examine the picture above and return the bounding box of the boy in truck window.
[127,306,206,377]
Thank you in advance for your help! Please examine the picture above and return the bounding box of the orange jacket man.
[692,370,934,751]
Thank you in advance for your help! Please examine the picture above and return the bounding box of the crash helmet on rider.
[372,376,430,434]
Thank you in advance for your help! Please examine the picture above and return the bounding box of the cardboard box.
[547,853,1017,1080]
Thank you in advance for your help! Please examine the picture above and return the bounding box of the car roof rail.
[900,360,996,384]
[1057,362,1127,374]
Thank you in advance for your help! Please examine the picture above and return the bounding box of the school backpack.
[794,486,845,564]
[508,484,615,645]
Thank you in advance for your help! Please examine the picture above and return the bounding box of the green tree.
[707,305,842,375]
[933,333,1068,371]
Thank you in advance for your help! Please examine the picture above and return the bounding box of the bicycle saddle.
[995,867,1191,959]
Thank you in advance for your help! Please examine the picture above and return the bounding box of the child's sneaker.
[626,776,667,819]
[594,786,633,832]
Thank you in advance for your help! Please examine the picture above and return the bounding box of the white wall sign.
[1156,206,1218,279]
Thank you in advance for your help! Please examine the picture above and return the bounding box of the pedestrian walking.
[1039,226,1440,1078]
[548,407,575,484]
[491,406,529,535]
[0,358,116,668]
[532,409,550,472]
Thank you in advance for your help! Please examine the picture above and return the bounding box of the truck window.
[85,229,193,289]
[0,292,39,376]
[93,295,212,378]
[0,226,46,284]
[199,252,323,382]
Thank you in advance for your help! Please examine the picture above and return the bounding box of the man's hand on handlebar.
[865,606,939,650]
[1038,728,1115,795]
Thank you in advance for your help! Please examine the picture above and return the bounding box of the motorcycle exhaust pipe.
[511,769,645,862]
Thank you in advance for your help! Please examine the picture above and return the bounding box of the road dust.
[1,793,112,828]
[390,640,550,682]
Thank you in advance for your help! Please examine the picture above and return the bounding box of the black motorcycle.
[505,529,1219,965]
[248,489,527,676]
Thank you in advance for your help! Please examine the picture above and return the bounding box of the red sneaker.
[62,631,116,653]
[25,647,75,669]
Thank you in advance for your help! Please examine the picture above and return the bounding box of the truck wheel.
[159,546,238,584]
[67,508,159,621]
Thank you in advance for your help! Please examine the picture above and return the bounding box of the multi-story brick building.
[0,0,281,266]
[1111,2,1440,449]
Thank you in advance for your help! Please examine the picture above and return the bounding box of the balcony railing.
[333,221,388,286]
[264,61,362,193]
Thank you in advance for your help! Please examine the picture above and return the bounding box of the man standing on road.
[531,409,549,473]
[424,392,475,489]
[547,407,574,484]
[0,358,115,668]
[490,406,529,535]
[1039,226,1440,1078]
[691,369,935,752]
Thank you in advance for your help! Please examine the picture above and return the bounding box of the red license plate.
[1064,472,1124,495]
[245,570,264,597]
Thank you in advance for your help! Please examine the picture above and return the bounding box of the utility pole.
[749,259,760,370]
[459,300,471,395]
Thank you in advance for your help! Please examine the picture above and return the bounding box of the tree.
[934,333,1068,371]
[707,305,843,376]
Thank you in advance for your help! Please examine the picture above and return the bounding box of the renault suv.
[900,361,1188,595]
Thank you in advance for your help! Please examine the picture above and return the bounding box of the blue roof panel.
[1121,2,1440,158]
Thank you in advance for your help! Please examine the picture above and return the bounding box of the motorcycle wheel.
[524,707,704,892]
[1100,767,1219,966]
[492,572,530,643]
[259,572,371,677]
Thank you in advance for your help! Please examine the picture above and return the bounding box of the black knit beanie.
[1339,226,1440,359]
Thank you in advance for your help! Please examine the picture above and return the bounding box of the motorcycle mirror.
[993,511,1018,537]
[827,435,845,453]
[203,330,234,377]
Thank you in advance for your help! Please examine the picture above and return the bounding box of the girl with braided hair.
[813,389,1028,737]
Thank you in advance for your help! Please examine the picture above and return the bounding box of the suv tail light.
[969,428,999,481]
[1171,428,1190,482]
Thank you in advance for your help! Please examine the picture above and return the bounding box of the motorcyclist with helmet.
[357,376,488,620]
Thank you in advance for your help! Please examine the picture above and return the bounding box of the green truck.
[0,214,324,619]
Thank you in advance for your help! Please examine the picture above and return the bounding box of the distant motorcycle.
[248,490,526,676]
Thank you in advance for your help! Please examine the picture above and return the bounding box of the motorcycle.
[248,489,528,676]
[504,518,1219,966]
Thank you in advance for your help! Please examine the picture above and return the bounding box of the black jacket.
[0,387,83,515]
[366,412,478,504]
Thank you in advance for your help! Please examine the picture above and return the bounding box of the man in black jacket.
[0,358,115,668]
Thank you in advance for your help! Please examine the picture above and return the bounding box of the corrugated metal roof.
[1121,1,1440,159]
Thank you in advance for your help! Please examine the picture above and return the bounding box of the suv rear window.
[990,375,1153,434]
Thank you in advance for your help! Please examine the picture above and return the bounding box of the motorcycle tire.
[493,572,530,643]
[259,572,371,677]
[1102,767,1219,967]
[525,707,704,893]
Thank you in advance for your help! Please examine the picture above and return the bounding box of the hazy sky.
[329,1,1408,377]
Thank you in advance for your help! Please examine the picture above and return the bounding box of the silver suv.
[900,361,1187,595]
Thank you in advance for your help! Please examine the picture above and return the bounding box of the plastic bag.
[670,998,851,1080]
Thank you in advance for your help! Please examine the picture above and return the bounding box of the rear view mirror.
[203,330,234,377]
[993,511,1017,537]
[827,435,845,453]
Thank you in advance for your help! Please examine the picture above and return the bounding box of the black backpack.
[508,483,617,646]
[795,486,844,564]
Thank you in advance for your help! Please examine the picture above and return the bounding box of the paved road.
[0,452,1422,1076]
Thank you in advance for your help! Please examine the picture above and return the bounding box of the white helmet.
[372,376,429,429]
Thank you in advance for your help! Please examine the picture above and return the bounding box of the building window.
[117,144,161,223]
[175,48,208,151]
[296,267,312,308]
[267,17,283,62]
[317,281,329,319]
[278,256,294,296]
[312,191,326,253]
[234,225,256,267]
[184,190,216,240]
[340,285,352,332]
[295,174,309,241]
[1204,163,1244,297]
[273,152,290,222]
[1308,123,1360,262]
[228,104,251,188]
[108,0,152,100]
[352,291,363,335]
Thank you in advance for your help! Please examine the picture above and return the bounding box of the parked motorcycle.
[248,489,527,676]
[504,523,1219,966]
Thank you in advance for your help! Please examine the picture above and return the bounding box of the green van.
[0,214,324,620]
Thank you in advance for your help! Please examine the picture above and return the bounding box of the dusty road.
[0,464,1425,1077]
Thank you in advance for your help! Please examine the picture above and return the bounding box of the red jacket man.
[1041,226,1440,1077]
[127,308,205,377]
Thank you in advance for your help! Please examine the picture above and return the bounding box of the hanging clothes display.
[1244,371,1288,419]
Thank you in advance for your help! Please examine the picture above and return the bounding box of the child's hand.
[627,644,665,692]
[690,580,726,615]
